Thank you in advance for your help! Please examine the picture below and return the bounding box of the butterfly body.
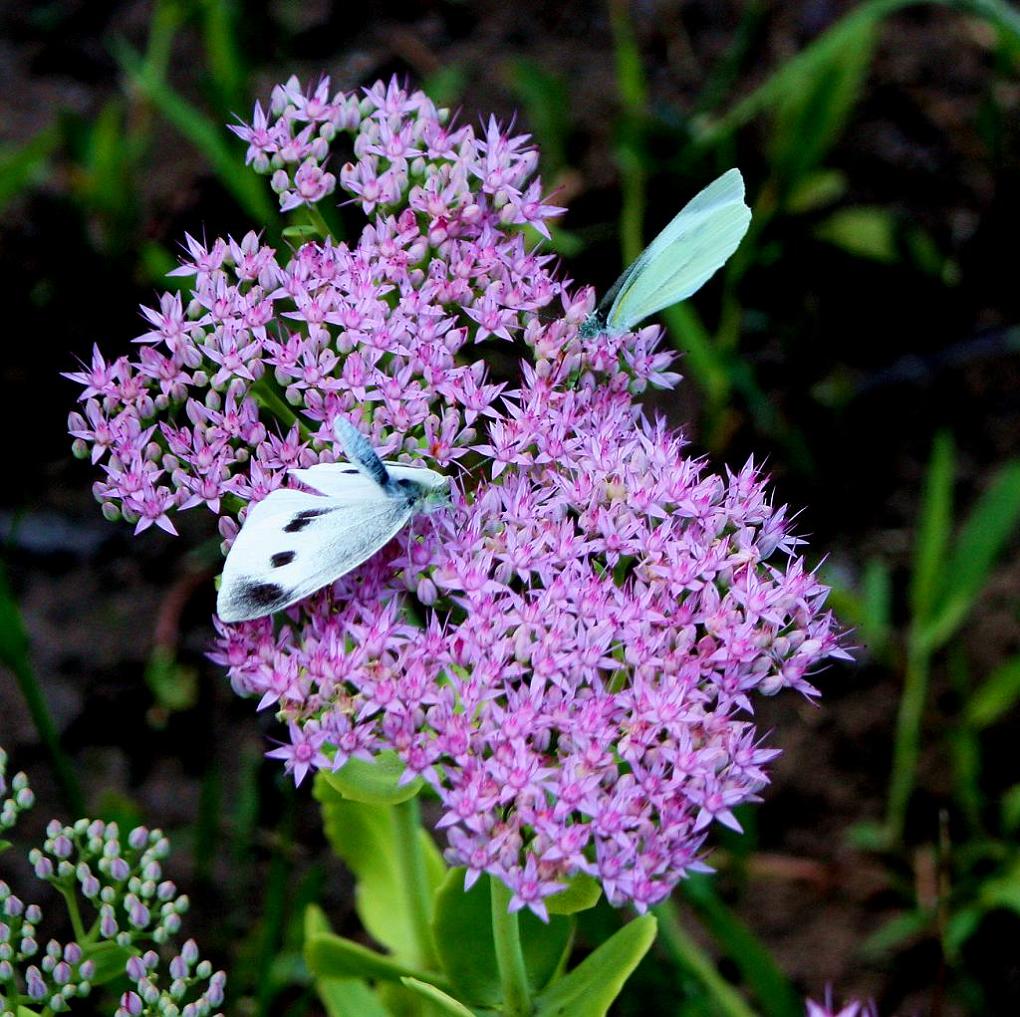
[581,168,751,337]
[217,419,449,623]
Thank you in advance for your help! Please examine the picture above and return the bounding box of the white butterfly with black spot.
[217,418,450,623]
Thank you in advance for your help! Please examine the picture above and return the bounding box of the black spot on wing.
[240,581,288,610]
[284,507,331,533]
[340,468,359,475]
[270,551,295,568]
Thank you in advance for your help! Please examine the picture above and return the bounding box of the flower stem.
[885,635,931,845]
[58,883,88,943]
[393,796,437,970]
[609,0,648,268]
[250,375,312,439]
[305,204,333,241]
[489,876,532,1017]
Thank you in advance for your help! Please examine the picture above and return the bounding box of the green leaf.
[681,875,802,1017]
[305,931,429,985]
[785,169,847,213]
[322,751,423,804]
[546,873,602,916]
[505,58,570,173]
[314,776,443,959]
[846,819,889,852]
[305,902,333,940]
[81,940,134,984]
[860,909,930,957]
[304,906,393,1017]
[814,207,898,263]
[978,858,1020,914]
[432,869,572,1007]
[608,0,647,112]
[0,127,59,211]
[282,224,322,240]
[769,19,875,195]
[966,655,1020,729]
[945,905,983,957]
[697,0,899,147]
[662,302,730,405]
[145,645,198,713]
[198,0,246,110]
[316,977,391,1017]
[534,913,657,1017]
[1002,784,1020,833]
[423,65,468,108]
[857,557,893,658]
[139,241,185,287]
[923,460,1020,649]
[400,977,477,1017]
[911,431,955,625]
[905,224,948,277]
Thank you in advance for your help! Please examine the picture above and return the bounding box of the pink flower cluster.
[67,77,845,915]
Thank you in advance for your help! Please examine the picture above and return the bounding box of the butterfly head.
[392,471,451,514]
[578,312,607,339]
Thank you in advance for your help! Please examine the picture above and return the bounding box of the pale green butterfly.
[580,167,751,338]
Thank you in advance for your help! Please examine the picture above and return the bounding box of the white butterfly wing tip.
[216,588,251,625]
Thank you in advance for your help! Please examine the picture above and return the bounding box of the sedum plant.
[65,76,848,1015]
[0,749,224,1017]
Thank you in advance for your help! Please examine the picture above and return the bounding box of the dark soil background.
[1,1,1019,1015]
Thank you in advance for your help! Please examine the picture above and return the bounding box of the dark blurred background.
[1,1,1019,1014]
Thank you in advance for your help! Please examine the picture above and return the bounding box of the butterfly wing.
[216,483,412,623]
[291,461,447,498]
[605,168,751,332]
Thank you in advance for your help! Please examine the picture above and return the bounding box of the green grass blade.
[653,901,759,1017]
[609,0,649,267]
[662,303,730,404]
[254,784,294,1016]
[768,17,876,198]
[697,0,1020,148]
[691,2,767,116]
[966,654,1020,729]
[679,875,802,1017]
[910,430,955,625]
[505,58,570,174]
[0,127,59,212]
[885,645,931,845]
[609,0,647,112]
[948,646,984,831]
[198,0,247,110]
[860,557,893,659]
[0,559,84,815]
[923,459,1020,649]
[114,40,275,225]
